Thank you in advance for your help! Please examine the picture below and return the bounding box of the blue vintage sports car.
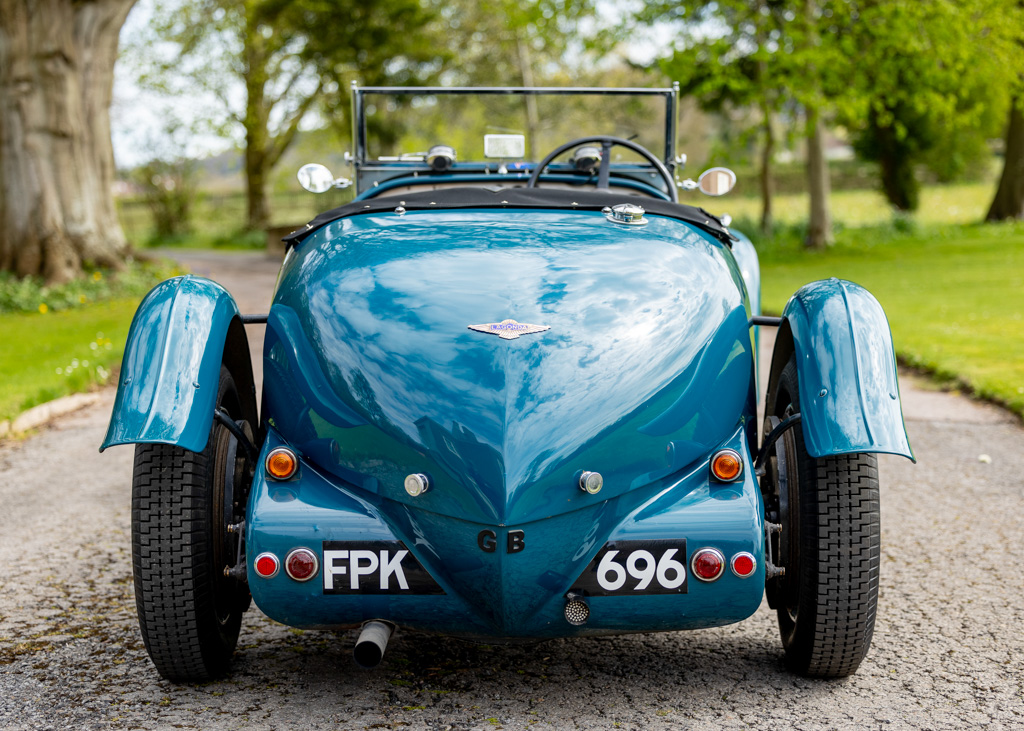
[102,85,914,682]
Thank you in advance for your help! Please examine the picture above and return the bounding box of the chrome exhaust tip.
[564,592,590,626]
[353,620,394,669]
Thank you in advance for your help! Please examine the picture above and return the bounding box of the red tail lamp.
[266,447,298,480]
[691,548,725,582]
[285,548,319,581]
[711,449,743,482]
[254,552,280,579]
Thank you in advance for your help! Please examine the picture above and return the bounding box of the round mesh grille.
[564,598,590,626]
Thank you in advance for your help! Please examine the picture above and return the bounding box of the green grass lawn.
[0,299,140,422]
[756,222,1024,418]
[724,181,995,227]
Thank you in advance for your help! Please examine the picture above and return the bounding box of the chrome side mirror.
[297,163,352,193]
[677,166,737,195]
[697,167,736,196]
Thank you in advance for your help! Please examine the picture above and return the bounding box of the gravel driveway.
[1,251,1021,729]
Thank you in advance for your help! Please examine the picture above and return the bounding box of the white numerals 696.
[596,548,686,592]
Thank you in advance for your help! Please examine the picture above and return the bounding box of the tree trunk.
[759,104,774,237]
[244,141,270,233]
[243,14,270,233]
[805,105,832,249]
[986,98,1024,221]
[515,34,539,161]
[0,0,134,283]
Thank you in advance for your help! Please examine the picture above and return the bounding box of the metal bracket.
[764,521,785,579]
[223,563,247,581]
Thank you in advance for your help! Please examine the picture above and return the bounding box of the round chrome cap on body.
[254,552,280,579]
[404,473,431,497]
[691,547,726,582]
[266,448,298,480]
[284,548,319,581]
[605,202,647,226]
[564,593,590,625]
[578,471,604,494]
[731,552,756,578]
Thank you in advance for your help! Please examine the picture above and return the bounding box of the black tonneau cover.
[282,187,736,247]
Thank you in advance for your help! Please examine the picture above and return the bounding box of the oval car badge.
[468,319,550,340]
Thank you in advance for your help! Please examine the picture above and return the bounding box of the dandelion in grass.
[38,303,48,314]
[92,271,102,282]
[79,295,87,304]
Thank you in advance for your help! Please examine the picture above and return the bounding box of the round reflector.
[691,548,725,582]
[711,449,743,482]
[266,447,297,480]
[254,552,279,578]
[285,548,319,581]
[731,552,756,578]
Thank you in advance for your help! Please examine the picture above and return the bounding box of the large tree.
[987,97,1024,221]
[652,0,786,236]
[134,0,443,232]
[836,0,1020,213]
[0,0,135,283]
[643,0,840,247]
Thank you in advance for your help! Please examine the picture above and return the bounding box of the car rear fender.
[100,275,257,453]
[767,278,914,461]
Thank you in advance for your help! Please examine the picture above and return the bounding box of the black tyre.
[132,365,254,681]
[763,358,880,678]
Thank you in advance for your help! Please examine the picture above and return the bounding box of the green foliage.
[0,260,180,316]
[835,0,1023,211]
[125,0,450,230]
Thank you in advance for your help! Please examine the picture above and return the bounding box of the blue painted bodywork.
[775,278,914,461]
[101,276,242,454]
[246,425,765,637]
[264,209,756,526]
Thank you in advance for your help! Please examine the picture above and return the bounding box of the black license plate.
[572,540,688,596]
[322,541,445,595]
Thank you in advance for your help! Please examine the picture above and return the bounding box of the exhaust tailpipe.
[353,620,394,669]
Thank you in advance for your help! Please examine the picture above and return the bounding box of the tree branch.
[265,81,322,168]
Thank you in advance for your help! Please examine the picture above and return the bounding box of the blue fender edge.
[100,275,257,454]
[768,278,915,462]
